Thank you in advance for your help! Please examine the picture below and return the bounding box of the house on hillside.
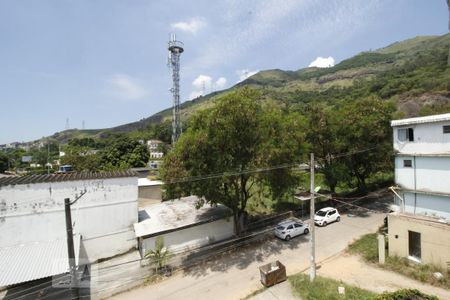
[388,113,450,268]
[134,196,234,257]
[147,139,164,159]
[0,171,138,286]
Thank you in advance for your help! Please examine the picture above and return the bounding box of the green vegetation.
[145,236,172,273]
[377,289,438,300]
[289,273,377,300]
[348,233,379,262]
[161,88,307,235]
[348,233,450,289]
[289,273,439,300]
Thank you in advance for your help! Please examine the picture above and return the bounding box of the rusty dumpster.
[259,261,287,287]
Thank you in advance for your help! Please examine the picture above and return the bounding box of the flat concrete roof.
[134,196,232,238]
[391,113,450,127]
[138,178,163,187]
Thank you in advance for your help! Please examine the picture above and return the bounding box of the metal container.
[259,261,287,287]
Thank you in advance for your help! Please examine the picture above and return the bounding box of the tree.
[161,88,307,235]
[337,96,395,192]
[0,152,8,173]
[100,137,149,170]
[305,104,344,194]
[145,237,172,273]
[61,146,102,172]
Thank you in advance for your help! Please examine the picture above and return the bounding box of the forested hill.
[44,33,450,144]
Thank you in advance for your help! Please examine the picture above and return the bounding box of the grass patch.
[289,273,377,300]
[347,233,379,263]
[348,233,450,289]
[383,256,450,289]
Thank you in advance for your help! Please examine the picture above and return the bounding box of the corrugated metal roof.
[391,113,450,127]
[0,236,81,286]
[0,170,137,187]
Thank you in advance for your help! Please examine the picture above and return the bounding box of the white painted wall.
[395,156,450,194]
[393,121,450,154]
[140,218,234,257]
[400,191,450,219]
[0,177,138,262]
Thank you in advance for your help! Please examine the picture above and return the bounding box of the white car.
[274,219,310,241]
[314,207,340,226]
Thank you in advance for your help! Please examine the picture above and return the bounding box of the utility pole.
[309,153,316,282]
[64,191,85,300]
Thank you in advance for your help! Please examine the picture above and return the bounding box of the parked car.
[314,207,340,226]
[274,219,310,241]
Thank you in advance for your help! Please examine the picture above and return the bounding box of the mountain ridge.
[23,33,450,145]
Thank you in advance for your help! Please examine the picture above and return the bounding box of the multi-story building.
[389,113,450,268]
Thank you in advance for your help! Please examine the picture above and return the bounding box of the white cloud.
[192,74,212,89]
[189,75,227,99]
[171,17,206,34]
[215,77,227,89]
[308,56,335,68]
[236,69,259,82]
[107,73,148,100]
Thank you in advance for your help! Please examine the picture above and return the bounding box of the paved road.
[111,207,386,300]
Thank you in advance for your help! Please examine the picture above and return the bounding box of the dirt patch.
[316,254,450,299]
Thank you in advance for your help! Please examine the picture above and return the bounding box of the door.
[408,230,421,260]
[294,223,302,236]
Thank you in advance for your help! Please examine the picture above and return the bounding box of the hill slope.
[42,33,450,144]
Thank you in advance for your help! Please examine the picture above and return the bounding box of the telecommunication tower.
[167,33,184,144]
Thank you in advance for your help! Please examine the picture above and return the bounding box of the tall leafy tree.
[337,96,395,192]
[100,137,149,170]
[161,88,307,235]
[305,104,343,194]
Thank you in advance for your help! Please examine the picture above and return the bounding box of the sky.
[0,0,448,144]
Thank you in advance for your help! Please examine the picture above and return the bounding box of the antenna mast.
[167,33,184,144]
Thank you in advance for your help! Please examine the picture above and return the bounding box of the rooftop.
[134,195,232,238]
[138,178,163,187]
[0,236,81,286]
[0,170,137,187]
[391,113,450,127]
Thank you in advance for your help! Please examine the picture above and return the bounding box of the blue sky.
[0,0,448,144]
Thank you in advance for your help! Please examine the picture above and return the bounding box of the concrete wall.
[140,217,234,257]
[0,177,138,262]
[395,156,450,194]
[138,185,162,202]
[393,121,450,154]
[399,192,450,219]
[388,213,450,269]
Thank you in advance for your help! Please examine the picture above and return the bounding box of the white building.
[134,196,235,257]
[389,113,450,268]
[391,113,450,219]
[0,171,138,286]
[147,139,164,159]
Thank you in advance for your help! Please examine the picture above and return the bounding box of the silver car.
[274,219,310,241]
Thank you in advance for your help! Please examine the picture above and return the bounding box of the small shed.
[134,196,234,256]
[138,178,163,206]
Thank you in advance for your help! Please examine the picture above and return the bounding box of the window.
[403,159,412,167]
[329,210,336,215]
[287,225,293,230]
[443,125,450,134]
[294,223,301,228]
[408,231,421,259]
[398,128,414,142]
